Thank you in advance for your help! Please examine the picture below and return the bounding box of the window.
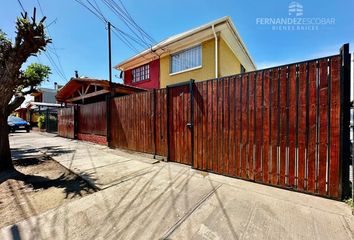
[240,64,246,73]
[171,45,202,74]
[132,64,150,83]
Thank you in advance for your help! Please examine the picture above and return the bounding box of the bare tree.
[0,9,51,171]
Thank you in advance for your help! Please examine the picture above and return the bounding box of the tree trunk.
[0,110,13,171]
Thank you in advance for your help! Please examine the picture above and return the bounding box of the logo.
[288,1,303,17]
[255,1,335,31]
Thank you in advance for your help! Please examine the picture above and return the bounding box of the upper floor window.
[132,64,150,83]
[171,45,202,74]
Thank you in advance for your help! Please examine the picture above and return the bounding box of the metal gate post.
[166,86,170,162]
[45,108,49,133]
[189,79,195,168]
[153,89,157,159]
[340,43,351,199]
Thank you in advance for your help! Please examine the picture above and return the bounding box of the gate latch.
[186,123,193,128]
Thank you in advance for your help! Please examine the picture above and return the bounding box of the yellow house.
[115,16,256,89]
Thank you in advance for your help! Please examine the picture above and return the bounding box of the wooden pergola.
[56,78,146,104]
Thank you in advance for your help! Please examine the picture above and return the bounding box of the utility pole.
[106,21,112,146]
[108,21,112,85]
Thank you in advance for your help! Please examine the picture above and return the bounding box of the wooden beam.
[66,89,109,102]
[84,84,91,94]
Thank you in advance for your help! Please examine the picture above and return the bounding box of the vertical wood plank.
[271,69,279,185]
[318,59,328,195]
[279,67,287,186]
[248,73,255,180]
[288,65,297,187]
[329,56,341,198]
[255,71,263,181]
[308,61,317,193]
[263,70,270,183]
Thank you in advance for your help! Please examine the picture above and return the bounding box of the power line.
[17,0,25,12]
[101,0,153,48]
[36,0,68,81]
[73,0,148,55]
[74,0,106,23]
[116,0,156,44]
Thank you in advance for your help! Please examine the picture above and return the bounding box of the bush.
[37,114,45,129]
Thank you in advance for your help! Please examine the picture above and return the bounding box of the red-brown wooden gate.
[165,44,350,199]
[167,83,193,165]
[58,106,75,139]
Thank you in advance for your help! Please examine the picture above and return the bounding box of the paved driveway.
[1,132,353,240]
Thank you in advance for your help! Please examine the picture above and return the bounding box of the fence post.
[153,89,157,159]
[166,86,170,162]
[74,104,78,139]
[106,94,111,147]
[45,108,49,133]
[190,79,195,168]
[339,43,351,199]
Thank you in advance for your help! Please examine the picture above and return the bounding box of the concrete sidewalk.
[9,132,159,190]
[1,132,353,240]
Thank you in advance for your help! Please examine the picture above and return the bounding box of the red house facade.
[122,59,160,90]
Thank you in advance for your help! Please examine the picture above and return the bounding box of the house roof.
[115,16,256,71]
[56,78,146,103]
[31,87,57,97]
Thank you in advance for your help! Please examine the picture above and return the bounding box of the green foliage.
[22,63,51,89]
[37,114,45,129]
[345,198,354,209]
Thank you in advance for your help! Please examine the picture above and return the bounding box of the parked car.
[8,116,31,133]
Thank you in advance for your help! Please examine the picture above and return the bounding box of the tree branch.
[7,96,25,114]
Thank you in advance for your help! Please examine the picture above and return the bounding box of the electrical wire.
[17,0,26,12]
[36,0,68,81]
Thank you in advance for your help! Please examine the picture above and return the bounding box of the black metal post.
[107,21,112,146]
[190,79,195,168]
[340,43,351,199]
[166,86,170,162]
[153,89,157,159]
[108,22,112,84]
[351,53,354,201]
[45,108,49,132]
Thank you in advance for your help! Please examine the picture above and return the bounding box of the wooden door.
[168,84,193,165]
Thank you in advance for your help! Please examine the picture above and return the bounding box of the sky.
[1,0,353,89]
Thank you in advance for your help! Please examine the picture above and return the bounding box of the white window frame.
[170,44,202,75]
[132,64,150,83]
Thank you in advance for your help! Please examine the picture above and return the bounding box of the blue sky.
[1,0,353,88]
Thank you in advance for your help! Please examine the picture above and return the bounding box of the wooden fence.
[110,89,167,156]
[58,45,350,199]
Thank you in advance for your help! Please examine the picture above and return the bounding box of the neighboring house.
[31,87,58,104]
[115,16,256,89]
[26,84,63,128]
[56,77,145,104]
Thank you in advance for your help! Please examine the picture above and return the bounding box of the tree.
[0,10,51,171]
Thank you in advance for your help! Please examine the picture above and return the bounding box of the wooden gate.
[58,106,75,139]
[165,44,351,199]
[167,82,193,165]
[78,101,107,136]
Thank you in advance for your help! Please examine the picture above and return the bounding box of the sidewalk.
[9,132,159,190]
[1,132,353,240]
